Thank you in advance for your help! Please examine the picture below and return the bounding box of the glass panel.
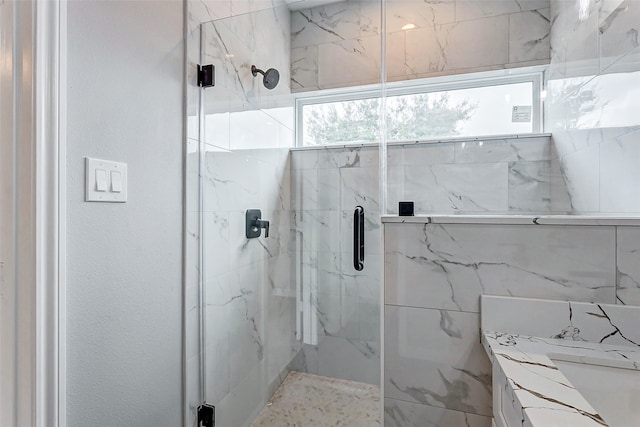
[301,81,534,146]
[197,1,382,425]
[387,82,534,139]
[199,4,298,426]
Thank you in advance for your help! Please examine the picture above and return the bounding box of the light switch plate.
[85,157,127,202]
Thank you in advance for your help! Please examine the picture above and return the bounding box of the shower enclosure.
[186,1,385,426]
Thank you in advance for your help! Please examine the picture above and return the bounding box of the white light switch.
[111,171,122,193]
[95,169,107,192]
[85,157,127,202]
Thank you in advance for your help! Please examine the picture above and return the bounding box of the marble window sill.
[289,133,551,151]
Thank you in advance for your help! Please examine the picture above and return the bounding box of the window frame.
[294,67,545,147]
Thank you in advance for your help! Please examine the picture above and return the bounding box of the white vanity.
[481,296,640,427]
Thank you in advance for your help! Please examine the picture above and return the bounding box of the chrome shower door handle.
[353,206,364,271]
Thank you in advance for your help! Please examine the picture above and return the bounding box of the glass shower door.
[193,1,384,425]
[197,5,298,426]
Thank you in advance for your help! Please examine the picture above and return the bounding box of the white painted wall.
[65,2,184,425]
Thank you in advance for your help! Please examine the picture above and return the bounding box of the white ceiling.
[284,0,344,11]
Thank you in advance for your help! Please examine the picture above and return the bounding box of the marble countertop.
[382,214,640,226]
[482,331,640,426]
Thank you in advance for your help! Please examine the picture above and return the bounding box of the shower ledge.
[380,214,640,226]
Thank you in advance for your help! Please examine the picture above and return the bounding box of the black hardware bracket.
[198,64,215,88]
[246,209,269,239]
[198,403,215,427]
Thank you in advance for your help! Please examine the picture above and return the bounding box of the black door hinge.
[198,403,215,427]
[198,64,215,88]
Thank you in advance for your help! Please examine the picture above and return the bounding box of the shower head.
[251,65,280,90]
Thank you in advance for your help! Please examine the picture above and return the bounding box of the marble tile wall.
[288,134,565,387]
[291,0,551,92]
[186,2,299,427]
[383,221,640,426]
[546,0,640,214]
[481,295,640,342]
[386,135,571,215]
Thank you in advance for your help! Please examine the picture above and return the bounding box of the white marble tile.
[404,162,508,213]
[548,0,600,78]
[216,363,267,427]
[315,292,360,338]
[385,0,456,31]
[318,35,381,88]
[403,25,445,75]
[185,211,201,288]
[481,295,640,346]
[340,250,382,300]
[455,0,548,22]
[204,211,231,278]
[386,166,405,213]
[201,6,291,113]
[385,223,617,313]
[186,281,201,360]
[384,398,492,427]
[317,335,380,384]
[290,343,320,375]
[231,0,287,16]
[454,137,552,164]
[358,297,380,342]
[291,45,319,90]
[186,354,202,427]
[600,129,640,213]
[406,15,509,75]
[549,155,573,213]
[384,305,492,416]
[386,31,407,80]
[340,166,381,212]
[257,150,291,213]
[599,0,640,71]
[402,142,455,165]
[292,168,318,210]
[303,210,342,254]
[617,227,640,306]
[291,2,361,48]
[508,161,551,213]
[558,142,600,212]
[312,250,356,296]
[508,9,551,63]
[263,209,293,256]
[359,1,381,37]
[189,0,232,26]
[315,145,379,169]
[204,151,260,211]
[290,148,318,170]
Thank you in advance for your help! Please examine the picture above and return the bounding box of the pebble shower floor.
[251,372,380,426]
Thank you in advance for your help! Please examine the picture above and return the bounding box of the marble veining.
[250,371,381,426]
[292,0,551,91]
[483,332,637,426]
[381,214,640,226]
[482,296,640,426]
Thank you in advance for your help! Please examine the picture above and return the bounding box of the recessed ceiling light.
[401,23,416,31]
[225,53,235,58]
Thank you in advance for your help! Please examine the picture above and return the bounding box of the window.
[296,69,544,147]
